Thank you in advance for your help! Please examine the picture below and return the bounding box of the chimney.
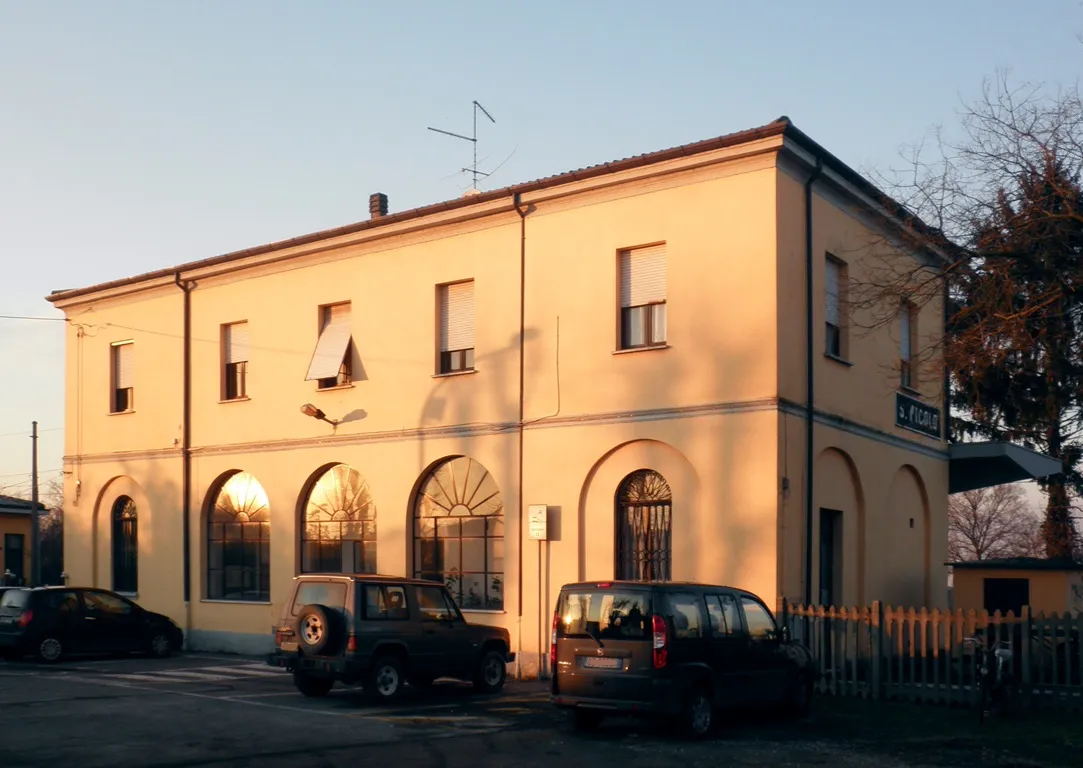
[369,192,388,219]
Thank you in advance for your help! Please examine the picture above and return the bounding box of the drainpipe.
[803,158,823,609]
[513,192,528,680]
[174,274,193,631]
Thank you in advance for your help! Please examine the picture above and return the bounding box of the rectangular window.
[438,280,475,374]
[290,581,347,616]
[825,256,847,358]
[706,593,739,636]
[223,322,249,400]
[900,302,915,388]
[555,589,651,640]
[619,244,667,349]
[305,303,352,388]
[111,342,134,413]
[664,592,704,640]
[362,585,410,620]
[3,533,25,581]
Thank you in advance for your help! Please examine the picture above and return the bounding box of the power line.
[0,463,62,476]
[0,427,62,439]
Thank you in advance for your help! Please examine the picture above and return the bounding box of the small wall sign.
[895,392,941,439]
[528,504,548,540]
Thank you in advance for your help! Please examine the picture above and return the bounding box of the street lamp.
[300,403,339,427]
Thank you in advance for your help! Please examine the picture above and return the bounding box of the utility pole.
[30,421,39,586]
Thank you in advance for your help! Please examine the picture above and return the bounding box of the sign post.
[528,504,548,541]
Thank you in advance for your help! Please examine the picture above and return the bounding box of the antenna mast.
[427,100,497,190]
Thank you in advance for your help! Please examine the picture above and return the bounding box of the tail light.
[17,610,33,628]
[550,612,559,669]
[651,614,668,669]
[347,634,358,653]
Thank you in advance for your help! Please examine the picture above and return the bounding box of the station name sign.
[895,392,941,439]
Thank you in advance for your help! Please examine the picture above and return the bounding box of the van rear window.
[0,589,29,609]
[557,590,651,640]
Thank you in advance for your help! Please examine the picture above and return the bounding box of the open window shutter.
[305,304,352,380]
[825,260,840,326]
[440,281,475,352]
[114,344,134,389]
[619,245,667,307]
[900,305,912,361]
[225,322,249,364]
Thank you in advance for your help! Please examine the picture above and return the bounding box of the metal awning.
[949,441,1063,493]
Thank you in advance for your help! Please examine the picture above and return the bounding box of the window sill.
[460,608,506,615]
[432,369,478,379]
[613,344,670,355]
[200,599,272,606]
[219,396,251,404]
[315,383,355,393]
[108,410,135,416]
[116,591,138,599]
[824,353,853,367]
[899,386,923,398]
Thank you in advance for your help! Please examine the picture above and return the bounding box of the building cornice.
[63,397,949,464]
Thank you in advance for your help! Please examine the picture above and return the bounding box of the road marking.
[140,669,242,681]
[109,673,181,682]
[198,665,284,678]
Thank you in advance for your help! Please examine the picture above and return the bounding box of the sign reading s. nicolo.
[895,392,941,439]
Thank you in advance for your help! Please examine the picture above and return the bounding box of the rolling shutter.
[825,259,840,326]
[225,322,249,364]
[900,305,912,361]
[113,343,134,389]
[619,244,667,307]
[305,304,351,381]
[440,281,475,352]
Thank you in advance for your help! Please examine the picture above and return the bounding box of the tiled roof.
[46,115,926,303]
[949,557,1083,571]
[0,495,39,515]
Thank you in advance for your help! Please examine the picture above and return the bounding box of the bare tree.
[948,483,1045,562]
[851,72,1083,559]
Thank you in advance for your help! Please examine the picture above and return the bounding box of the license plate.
[583,656,622,669]
[280,640,298,653]
[0,616,13,625]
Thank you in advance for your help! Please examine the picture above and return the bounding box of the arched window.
[301,464,377,574]
[111,496,138,593]
[207,471,270,602]
[414,456,503,610]
[615,469,673,581]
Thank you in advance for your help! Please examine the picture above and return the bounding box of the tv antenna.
[427,100,496,191]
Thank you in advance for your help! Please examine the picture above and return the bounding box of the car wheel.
[473,649,507,693]
[785,672,813,718]
[366,655,405,702]
[36,636,64,664]
[148,631,172,659]
[293,670,334,698]
[571,708,605,732]
[679,687,713,739]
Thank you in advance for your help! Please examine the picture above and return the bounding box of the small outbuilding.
[949,557,1083,617]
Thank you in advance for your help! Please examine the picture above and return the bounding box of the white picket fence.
[779,600,1083,711]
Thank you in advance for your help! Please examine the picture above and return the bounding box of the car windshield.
[557,589,651,640]
[0,589,29,609]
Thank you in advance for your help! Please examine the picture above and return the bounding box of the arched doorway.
[111,496,138,593]
[615,469,673,581]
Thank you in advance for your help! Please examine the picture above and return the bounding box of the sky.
[0,0,1079,504]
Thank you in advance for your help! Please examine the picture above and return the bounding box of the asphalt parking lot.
[1,653,1079,767]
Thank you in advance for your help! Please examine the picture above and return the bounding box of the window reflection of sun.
[218,471,270,521]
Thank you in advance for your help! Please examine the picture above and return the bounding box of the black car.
[0,586,184,662]
[268,574,515,700]
[549,581,817,737]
